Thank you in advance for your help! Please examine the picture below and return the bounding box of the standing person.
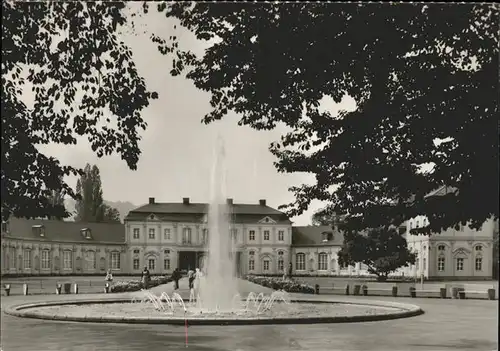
[141,266,150,289]
[288,262,293,280]
[188,269,195,290]
[105,269,113,283]
[172,268,181,290]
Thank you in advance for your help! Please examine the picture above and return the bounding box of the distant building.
[1,218,126,276]
[124,197,292,276]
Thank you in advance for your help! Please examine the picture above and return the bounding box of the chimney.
[259,199,266,206]
[183,197,190,205]
[149,197,155,205]
[227,198,233,205]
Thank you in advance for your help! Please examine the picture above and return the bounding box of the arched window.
[475,245,482,252]
[85,250,96,270]
[318,252,328,271]
[438,245,446,251]
[296,253,306,271]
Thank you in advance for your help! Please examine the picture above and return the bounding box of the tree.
[311,210,340,227]
[74,163,119,223]
[337,227,416,281]
[46,188,65,220]
[103,204,121,223]
[160,3,499,233]
[1,1,157,221]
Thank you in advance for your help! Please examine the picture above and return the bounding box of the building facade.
[124,197,293,276]
[1,218,126,276]
[1,195,496,280]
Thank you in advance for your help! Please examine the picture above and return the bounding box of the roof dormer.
[81,228,92,240]
[321,231,334,242]
[258,216,277,224]
[32,224,45,237]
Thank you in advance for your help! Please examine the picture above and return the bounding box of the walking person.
[105,269,113,283]
[288,262,293,281]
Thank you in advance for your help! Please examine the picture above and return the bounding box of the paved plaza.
[1,278,498,351]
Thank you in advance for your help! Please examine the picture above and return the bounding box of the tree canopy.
[161,2,499,233]
[1,1,156,220]
[74,163,121,223]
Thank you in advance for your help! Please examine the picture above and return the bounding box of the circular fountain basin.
[5,297,423,325]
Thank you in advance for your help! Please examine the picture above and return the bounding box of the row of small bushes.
[110,276,173,293]
[246,275,315,294]
[255,273,423,281]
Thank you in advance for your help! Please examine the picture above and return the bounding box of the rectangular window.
[249,259,255,271]
[86,251,96,270]
[296,254,306,271]
[423,258,427,270]
[278,230,284,241]
[164,229,171,240]
[63,251,73,270]
[202,229,209,244]
[475,257,482,271]
[9,248,15,268]
[249,230,255,241]
[164,259,170,270]
[133,258,139,270]
[148,258,155,270]
[263,230,270,240]
[456,258,464,271]
[23,249,31,269]
[148,228,155,239]
[438,257,445,271]
[111,252,120,270]
[415,258,420,271]
[41,250,50,269]
[263,260,270,271]
[133,228,140,239]
[182,228,192,244]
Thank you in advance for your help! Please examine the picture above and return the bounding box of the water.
[197,136,239,311]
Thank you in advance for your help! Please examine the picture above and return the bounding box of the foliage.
[337,227,416,281]
[311,210,342,227]
[46,187,65,220]
[110,275,172,293]
[1,1,156,221]
[159,2,499,233]
[74,163,120,223]
[246,275,315,294]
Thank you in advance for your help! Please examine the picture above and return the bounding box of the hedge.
[110,275,173,293]
[246,275,315,294]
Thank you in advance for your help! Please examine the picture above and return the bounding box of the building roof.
[126,202,292,224]
[292,225,344,247]
[2,217,125,244]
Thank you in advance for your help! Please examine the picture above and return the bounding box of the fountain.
[4,135,424,325]
[197,135,239,312]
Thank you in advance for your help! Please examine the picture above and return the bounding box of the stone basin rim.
[4,296,424,325]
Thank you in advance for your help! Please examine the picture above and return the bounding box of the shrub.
[246,275,314,294]
[110,275,173,293]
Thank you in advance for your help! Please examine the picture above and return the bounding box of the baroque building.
[124,197,292,276]
[1,218,126,276]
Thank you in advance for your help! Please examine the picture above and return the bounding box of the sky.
[36,4,357,226]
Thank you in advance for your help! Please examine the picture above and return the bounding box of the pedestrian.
[288,262,293,280]
[105,269,113,283]
[141,266,150,289]
[172,268,181,290]
[188,269,195,289]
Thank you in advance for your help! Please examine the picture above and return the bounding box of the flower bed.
[110,276,173,293]
[246,275,315,294]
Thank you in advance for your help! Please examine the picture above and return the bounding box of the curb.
[4,297,424,326]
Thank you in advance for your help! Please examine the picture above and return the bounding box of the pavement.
[1,278,498,351]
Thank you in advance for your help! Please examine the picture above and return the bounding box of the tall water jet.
[198,136,239,311]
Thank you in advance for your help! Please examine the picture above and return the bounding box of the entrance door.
[178,251,197,272]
